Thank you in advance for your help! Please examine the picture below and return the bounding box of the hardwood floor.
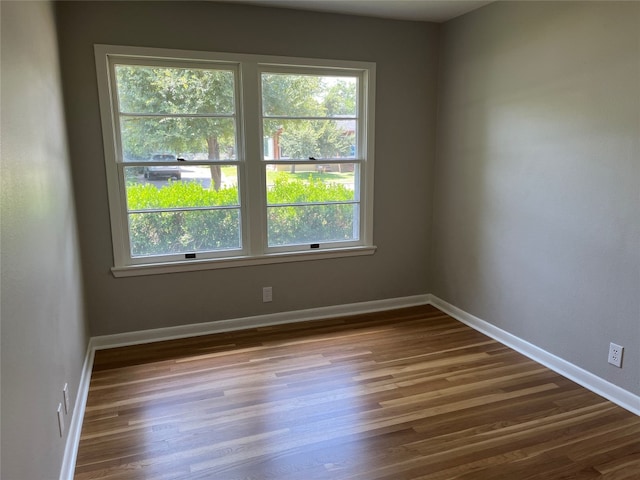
[74,305,640,479]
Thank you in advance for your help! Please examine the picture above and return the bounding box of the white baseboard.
[59,343,96,480]
[428,295,640,416]
[59,294,429,479]
[91,294,431,350]
[60,292,638,479]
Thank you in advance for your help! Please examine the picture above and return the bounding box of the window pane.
[115,65,235,115]
[267,204,358,247]
[263,119,356,160]
[129,209,241,257]
[120,117,236,161]
[124,166,239,209]
[262,74,357,117]
[266,166,356,205]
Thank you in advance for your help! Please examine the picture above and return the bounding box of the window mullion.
[239,62,266,256]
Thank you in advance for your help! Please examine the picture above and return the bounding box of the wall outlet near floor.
[262,286,273,303]
[62,383,70,414]
[56,403,65,437]
[607,342,623,368]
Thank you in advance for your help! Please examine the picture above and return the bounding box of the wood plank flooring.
[74,305,640,479]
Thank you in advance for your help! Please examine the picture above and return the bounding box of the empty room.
[1,1,638,479]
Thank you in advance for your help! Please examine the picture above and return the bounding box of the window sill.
[111,245,377,277]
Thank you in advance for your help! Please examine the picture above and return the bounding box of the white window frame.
[95,45,376,277]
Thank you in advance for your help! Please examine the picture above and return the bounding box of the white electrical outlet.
[56,403,65,437]
[608,342,623,368]
[62,383,70,414]
[262,286,273,303]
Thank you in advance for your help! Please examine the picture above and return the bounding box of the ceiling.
[225,0,495,23]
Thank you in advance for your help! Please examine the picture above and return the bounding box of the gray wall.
[0,2,89,479]
[55,1,438,336]
[433,1,639,395]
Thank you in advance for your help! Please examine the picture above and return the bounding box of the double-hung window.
[95,45,376,276]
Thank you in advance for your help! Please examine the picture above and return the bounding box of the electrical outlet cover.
[57,403,65,437]
[262,286,273,303]
[63,383,70,414]
[608,343,623,368]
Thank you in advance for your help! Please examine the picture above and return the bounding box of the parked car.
[144,154,181,180]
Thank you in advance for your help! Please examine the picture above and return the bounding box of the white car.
[144,154,181,180]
